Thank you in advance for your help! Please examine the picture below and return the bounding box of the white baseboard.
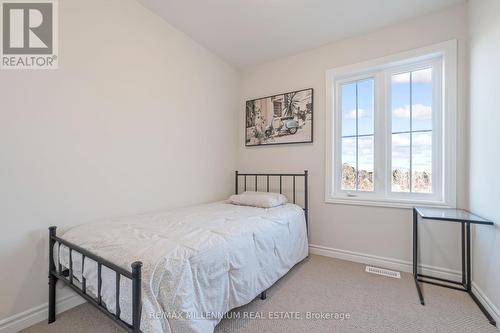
[472,282,500,330]
[309,244,461,281]
[0,294,85,333]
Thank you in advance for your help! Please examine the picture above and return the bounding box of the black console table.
[413,206,496,326]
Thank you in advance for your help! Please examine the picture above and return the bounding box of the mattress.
[54,201,308,333]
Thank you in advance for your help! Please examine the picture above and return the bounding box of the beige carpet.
[21,255,498,333]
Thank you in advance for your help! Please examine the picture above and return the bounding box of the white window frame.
[325,40,457,209]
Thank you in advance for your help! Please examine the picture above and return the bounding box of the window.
[340,79,374,192]
[390,68,434,194]
[326,41,457,208]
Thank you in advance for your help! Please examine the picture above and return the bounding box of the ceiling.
[138,0,464,67]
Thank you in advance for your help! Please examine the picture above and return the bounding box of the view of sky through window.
[341,79,374,191]
[391,68,433,193]
[339,69,433,194]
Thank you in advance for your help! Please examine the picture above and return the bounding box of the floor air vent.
[365,266,401,279]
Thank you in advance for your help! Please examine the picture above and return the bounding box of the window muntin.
[340,79,374,192]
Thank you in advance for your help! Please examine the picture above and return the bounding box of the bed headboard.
[234,171,309,234]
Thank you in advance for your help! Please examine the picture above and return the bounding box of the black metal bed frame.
[48,170,309,331]
[48,227,142,332]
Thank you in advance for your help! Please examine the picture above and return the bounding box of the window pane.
[412,132,432,193]
[357,79,374,135]
[392,72,411,133]
[358,135,374,191]
[392,133,410,192]
[341,83,357,137]
[341,137,356,190]
[411,68,433,131]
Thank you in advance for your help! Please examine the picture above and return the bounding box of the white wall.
[0,0,238,321]
[238,5,467,273]
[468,0,500,322]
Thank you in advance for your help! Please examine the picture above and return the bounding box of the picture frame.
[245,88,313,146]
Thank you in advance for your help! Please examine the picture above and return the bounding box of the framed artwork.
[245,88,313,146]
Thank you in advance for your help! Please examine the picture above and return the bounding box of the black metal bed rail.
[234,170,309,233]
[48,226,142,333]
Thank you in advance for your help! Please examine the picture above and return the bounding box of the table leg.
[466,222,471,292]
[413,208,424,305]
[465,222,497,326]
[413,209,417,277]
[470,291,497,326]
[461,222,466,286]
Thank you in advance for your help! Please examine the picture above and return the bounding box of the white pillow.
[229,191,288,208]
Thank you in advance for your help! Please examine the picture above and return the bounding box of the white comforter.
[55,201,308,333]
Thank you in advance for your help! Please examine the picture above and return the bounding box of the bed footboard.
[48,226,143,333]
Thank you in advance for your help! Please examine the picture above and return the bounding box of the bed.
[48,171,309,333]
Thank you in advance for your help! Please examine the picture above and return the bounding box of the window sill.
[324,196,453,209]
